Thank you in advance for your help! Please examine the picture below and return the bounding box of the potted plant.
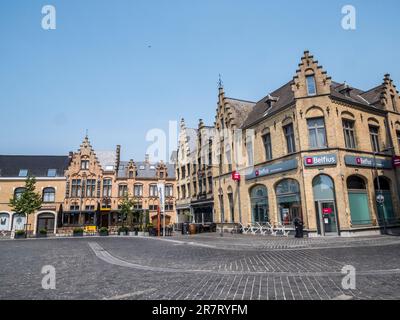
[73,228,84,237]
[14,230,26,239]
[118,226,129,236]
[37,228,48,238]
[99,227,109,236]
[144,224,153,237]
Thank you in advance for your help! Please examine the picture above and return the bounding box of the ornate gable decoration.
[292,50,332,99]
[380,74,400,112]
[65,136,103,178]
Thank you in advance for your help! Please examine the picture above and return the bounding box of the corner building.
[214,51,400,236]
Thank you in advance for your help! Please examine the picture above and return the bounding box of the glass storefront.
[347,176,371,225]
[275,179,302,226]
[312,175,338,235]
[250,185,269,224]
[374,177,395,223]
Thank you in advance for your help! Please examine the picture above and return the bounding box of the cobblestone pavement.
[0,234,400,300]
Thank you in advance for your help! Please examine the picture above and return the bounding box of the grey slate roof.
[96,151,117,171]
[225,98,256,128]
[241,81,294,128]
[117,161,175,179]
[241,79,388,129]
[0,155,70,178]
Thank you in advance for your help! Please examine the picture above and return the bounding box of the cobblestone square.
[1,234,400,300]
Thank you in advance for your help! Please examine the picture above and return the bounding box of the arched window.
[275,179,302,225]
[0,212,11,231]
[374,177,394,221]
[43,187,55,203]
[347,176,371,225]
[250,185,269,224]
[14,187,26,200]
[227,186,235,223]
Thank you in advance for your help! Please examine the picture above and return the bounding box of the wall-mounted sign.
[232,171,241,181]
[344,155,392,169]
[323,208,333,214]
[304,154,337,167]
[246,159,298,180]
[393,156,400,168]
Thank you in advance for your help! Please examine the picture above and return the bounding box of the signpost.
[157,183,165,237]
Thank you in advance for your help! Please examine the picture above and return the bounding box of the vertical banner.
[157,183,165,236]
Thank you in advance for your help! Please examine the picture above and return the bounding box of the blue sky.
[0,0,399,161]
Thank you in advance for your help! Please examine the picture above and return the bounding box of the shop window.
[347,176,371,225]
[250,185,269,224]
[275,179,301,226]
[228,189,235,223]
[307,117,327,149]
[374,177,394,222]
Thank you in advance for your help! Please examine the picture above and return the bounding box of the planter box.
[144,232,150,237]
[118,232,128,236]
[14,233,26,239]
[37,233,47,238]
[128,232,137,236]
[99,232,109,237]
[73,233,84,237]
[138,232,145,237]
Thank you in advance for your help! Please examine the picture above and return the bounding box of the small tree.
[9,176,42,237]
[119,193,135,228]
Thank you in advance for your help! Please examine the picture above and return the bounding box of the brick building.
[0,137,176,236]
[177,51,400,236]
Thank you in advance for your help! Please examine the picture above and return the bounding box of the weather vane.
[218,74,223,89]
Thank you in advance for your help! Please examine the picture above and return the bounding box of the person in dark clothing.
[293,217,304,238]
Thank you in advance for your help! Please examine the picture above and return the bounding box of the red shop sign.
[232,171,241,181]
[323,208,333,214]
[393,156,400,168]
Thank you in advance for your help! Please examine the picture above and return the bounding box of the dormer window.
[139,165,145,170]
[47,169,57,177]
[306,75,317,96]
[129,170,134,179]
[105,165,114,171]
[18,169,28,177]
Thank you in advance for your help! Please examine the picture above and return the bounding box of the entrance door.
[317,201,338,235]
